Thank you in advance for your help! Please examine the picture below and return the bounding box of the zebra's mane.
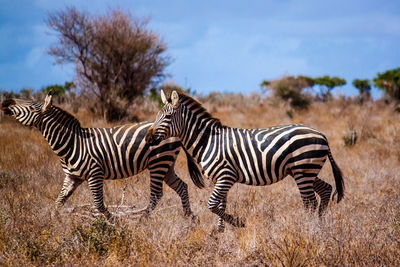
[50,105,82,128]
[176,92,222,126]
[13,98,35,106]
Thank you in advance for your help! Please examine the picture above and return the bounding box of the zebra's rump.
[236,125,329,185]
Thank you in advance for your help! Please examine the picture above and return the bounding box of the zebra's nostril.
[3,108,12,115]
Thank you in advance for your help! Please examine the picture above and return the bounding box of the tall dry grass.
[0,96,400,266]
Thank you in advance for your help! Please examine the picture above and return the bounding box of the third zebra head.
[1,92,53,127]
[146,90,183,146]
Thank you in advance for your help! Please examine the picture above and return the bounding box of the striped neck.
[38,106,83,157]
[177,94,222,161]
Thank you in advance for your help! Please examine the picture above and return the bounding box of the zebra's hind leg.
[294,174,318,212]
[164,165,193,217]
[55,175,83,208]
[313,177,332,216]
[88,176,112,220]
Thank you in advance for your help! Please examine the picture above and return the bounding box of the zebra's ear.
[160,89,168,105]
[171,90,179,107]
[42,93,53,112]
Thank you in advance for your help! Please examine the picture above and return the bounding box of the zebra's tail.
[328,149,345,203]
[182,144,205,189]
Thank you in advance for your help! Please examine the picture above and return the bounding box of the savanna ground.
[1,94,400,266]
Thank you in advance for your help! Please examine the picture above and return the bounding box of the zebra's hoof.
[210,227,224,237]
[110,215,120,225]
[50,209,62,222]
[143,208,152,218]
[55,201,64,209]
[105,215,117,225]
[103,211,113,220]
[183,210,193,217]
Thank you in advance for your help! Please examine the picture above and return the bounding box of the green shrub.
[71,218,117,256]
[261,76,312,110]
[343,129,357,147]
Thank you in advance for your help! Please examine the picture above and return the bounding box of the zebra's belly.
[63,168,84,178]
[238,169,286,186]
[103,162,149,180]
[62,157,149,180]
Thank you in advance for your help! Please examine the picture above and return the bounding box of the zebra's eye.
[166,105,174,115]
[28,106,34,111]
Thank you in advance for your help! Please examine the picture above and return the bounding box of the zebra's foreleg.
[313,177,332,216]
[145,172,164,216]
[55,175,83,208]
[216,197,227,232]
[208,180,244,231]
[88,176,112,220]
[164,166,192,217]
[294,175,318,212]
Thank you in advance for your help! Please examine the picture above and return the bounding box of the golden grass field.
[1,95,400,266]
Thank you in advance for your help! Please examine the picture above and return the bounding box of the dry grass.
[1,96,400,266]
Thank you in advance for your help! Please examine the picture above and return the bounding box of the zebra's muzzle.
[145,127,162,146]
[1,99,15,115]
[0,107,12,115]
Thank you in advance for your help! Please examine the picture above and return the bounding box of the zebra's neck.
[179,104,222,166]
[39,106,83,158]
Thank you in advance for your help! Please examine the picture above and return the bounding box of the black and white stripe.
[146,90,345,232]
[1,93,203,220]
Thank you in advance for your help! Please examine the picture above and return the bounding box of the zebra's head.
[1,93,53,127]
[146,90,182,146]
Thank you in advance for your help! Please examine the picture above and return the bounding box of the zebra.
[145,90,345,232]
[1,92,203,221]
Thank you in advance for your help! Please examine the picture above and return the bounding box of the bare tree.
[47,7,169,121]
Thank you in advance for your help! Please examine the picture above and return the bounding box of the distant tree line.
[261,67,400,110]
[2,67,399,120]
[261,75,347,110]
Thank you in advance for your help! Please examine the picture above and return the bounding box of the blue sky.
[1,0,399,98]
